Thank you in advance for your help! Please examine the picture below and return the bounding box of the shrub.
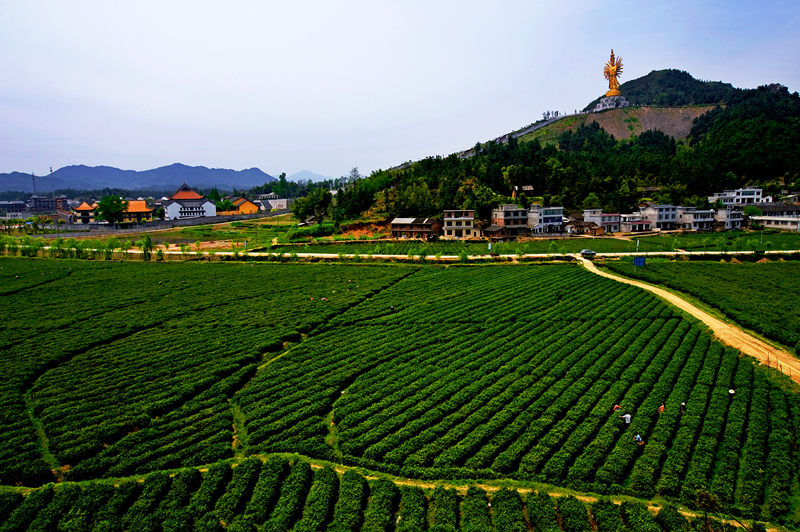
[620,501,660,532]
[360,479,399,532]
[328,470,368,532]
[557,495,591,532]
[491,488,527,532]
[591,498,624,532]
[396,486,427,532]
[243,456,288,524]
[429,486,459,531]
[655,504,691,532]
[214,457,262,523]
[189,462,232,518]
[263,460,312,532]
[293,466,339,532]
[461,486,492,532]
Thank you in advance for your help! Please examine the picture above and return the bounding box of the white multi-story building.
[442,209,478,239]
[714,207,743,230]
[677,206,715,231]
[747,204,800,230]
[583,209,620,233]
[708,186,772,206]
[639,203,677,230]
[162,184,217,220]
[528,204,564,234]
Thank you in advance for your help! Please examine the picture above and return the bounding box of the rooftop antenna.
[32,172,37,195]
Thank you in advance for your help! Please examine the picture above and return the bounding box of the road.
[575,255,800,385]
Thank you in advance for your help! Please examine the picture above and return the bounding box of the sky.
[1,0,799,180]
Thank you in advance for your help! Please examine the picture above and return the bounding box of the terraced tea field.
[1,257,798,529]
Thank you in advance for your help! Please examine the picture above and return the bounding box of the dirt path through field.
[576,256,800,384]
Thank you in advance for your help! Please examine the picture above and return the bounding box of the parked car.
[580,249,596,258]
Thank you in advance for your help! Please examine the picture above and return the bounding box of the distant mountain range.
[0,163,275,193]
[288,170,334,182]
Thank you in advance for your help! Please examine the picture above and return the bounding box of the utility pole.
[32,173,37,195]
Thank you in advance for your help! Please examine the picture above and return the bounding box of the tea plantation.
[603,260,800,349]
[1,257,798,530]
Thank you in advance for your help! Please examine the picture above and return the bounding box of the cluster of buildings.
[389,187,799,242]
[0,183,294,224]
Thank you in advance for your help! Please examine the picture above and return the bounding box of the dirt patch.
[589,106,714,140]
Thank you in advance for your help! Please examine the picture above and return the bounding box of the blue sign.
[633,257,646,267]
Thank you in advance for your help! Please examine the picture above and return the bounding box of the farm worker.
[634,434,644,444]
[311,297,313,300]
[657,403,665,413]
[620,413,632,424]
[680,402,686,413]
[729,389,735,395]
[612,404,621,412]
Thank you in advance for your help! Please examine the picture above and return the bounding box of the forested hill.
[292,83,800,223]
[584,69,744,110]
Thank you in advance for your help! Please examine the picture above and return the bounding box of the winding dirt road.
[576,256,800,384]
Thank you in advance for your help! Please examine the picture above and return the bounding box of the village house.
[714,206,743,230]
[748,204,800,230]
[390,217,442,240]
[219,196,260,215]
[484,204,528,241]
[620,214,653,233]
[583,209,620,233]
[708,186,772,206]
[565,218,603,236]
[677,206,715,231]
[511,185,535,198]
[442,209,478,239]
[528,204,565,234]
[638,202,678,230]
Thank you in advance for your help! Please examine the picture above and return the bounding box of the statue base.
[593,96,630,113]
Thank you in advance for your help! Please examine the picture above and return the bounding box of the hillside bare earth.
[520,106,714,144]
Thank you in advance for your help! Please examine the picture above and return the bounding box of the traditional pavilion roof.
[124,200,154,213]
[74,201,96,211]
[170,183,203,200]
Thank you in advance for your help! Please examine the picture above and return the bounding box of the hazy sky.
[2,0,798,180]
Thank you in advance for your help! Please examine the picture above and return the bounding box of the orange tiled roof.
[124,200,154,213]
[170,183,203,200]
[74,201,96,211]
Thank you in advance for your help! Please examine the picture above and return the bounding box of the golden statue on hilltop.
[604,49,623,97]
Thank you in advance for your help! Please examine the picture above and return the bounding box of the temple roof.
[124,200,153,213]
[74,201,96,211]
[170,183,203,200]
